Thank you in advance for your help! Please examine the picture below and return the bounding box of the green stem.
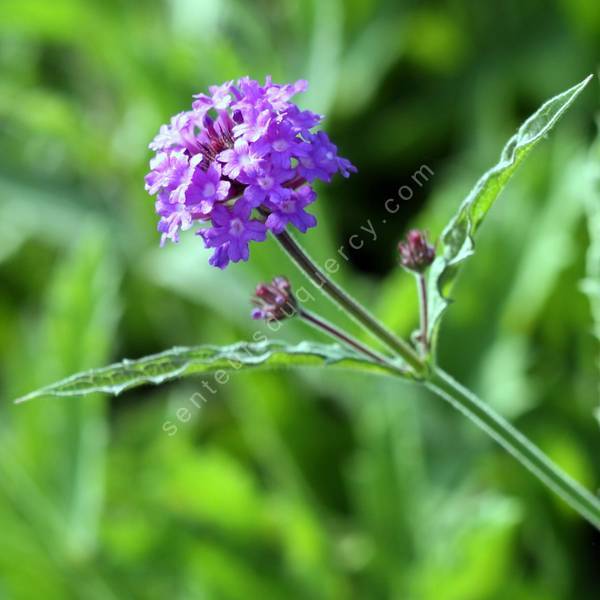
[299,308,390,366]
[417,273,429,353]
[274,230,423,373]
[427,368,600,530]
[276,229,600,529]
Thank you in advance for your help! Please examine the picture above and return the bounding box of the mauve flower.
[217,139,264,180]
[252,120,309,168]
[185,161,230,215]
[144,150,189,195]
[149,111,202,154]
[155,193,194,246]
[145,77,356,268]
[232,109,271,143]
[265,185,317,234]
[240,164,294,207]
[198,201,267,269]
[298,131,356,183]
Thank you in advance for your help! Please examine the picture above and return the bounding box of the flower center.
[239,153,253,167]
[229,218,244,236]
[273,139,288,152]
[203,182,216,197]
[258,175,273,189]
[281,200,296,213]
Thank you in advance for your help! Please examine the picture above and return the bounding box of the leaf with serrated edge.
[427,75,593,349]
[15,341,406,403]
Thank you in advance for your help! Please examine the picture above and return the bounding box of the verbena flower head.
[251,276,297,322]
[145,77,356,268]
[398,229,435,273]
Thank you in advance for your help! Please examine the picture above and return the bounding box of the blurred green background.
[1,0,599,598]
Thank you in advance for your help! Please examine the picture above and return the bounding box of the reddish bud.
[398,229,435,273]
[251,276,297,322]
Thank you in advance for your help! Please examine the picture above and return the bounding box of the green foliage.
[427,75,593,348]
[16,341,399,403]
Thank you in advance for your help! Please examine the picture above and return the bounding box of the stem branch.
[299,308,392,367]
[274,230,423,373]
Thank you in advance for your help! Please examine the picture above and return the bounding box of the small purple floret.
[198,202,267,269]
[265,185,317,234]
[145,77,356,268]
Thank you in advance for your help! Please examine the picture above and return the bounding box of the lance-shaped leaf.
[15,340,405,403]
[427,75,593,349]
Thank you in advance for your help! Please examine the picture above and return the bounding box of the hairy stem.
[427,368,600,530]
[274,230,423,373]
[417,273,429,353]
[299,308,394,367]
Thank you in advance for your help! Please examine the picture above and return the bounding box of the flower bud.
[398,229,435,273]
[251,276,298,322]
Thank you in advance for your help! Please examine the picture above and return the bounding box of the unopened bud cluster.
[398,229,435,273]
[251,276,297,322]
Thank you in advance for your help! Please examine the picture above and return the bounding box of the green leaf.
[15,341,403,403]
[427,75,593,348]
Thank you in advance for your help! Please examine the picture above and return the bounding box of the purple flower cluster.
[145,77,356,268]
